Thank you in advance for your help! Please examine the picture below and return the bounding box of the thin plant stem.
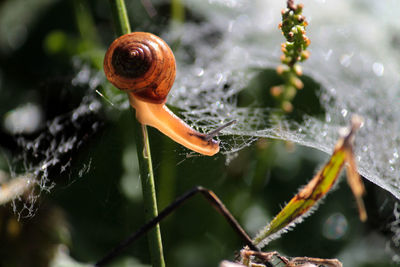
[108,0,165,266]
[171,0,184,24]
[134,123,165,267]
[109,0,131,36]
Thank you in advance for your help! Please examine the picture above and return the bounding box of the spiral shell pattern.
[104,32,176,104]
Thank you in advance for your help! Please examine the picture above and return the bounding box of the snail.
[104,32,234,156]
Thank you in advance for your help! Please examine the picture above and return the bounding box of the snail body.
[104,32,232,156]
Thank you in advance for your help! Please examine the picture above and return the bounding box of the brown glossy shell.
[104,32,176,104]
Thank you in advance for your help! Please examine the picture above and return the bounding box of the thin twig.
[95,186,257,266]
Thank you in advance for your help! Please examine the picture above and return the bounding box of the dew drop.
[216,73,224,84]
[89,101,101,112]
[340,53,353,68]
[325,114,331,123]
[323,49,333,61]
[4,103,43,134]
[196,68,204,77]
[341,108,348,117]
[228,20,234,32]
[89,75,101,89]
[372,62,384,76]
[322,213,348,240]
[41,163,48,170]
[214,101,224,109]
[72,66,90,86]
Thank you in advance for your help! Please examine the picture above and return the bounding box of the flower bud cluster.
[271,1,310,113]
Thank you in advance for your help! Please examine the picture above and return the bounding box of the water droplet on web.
[325,114,331,123]
[72,112,79,121]
[372,62,384,76]
[322,213,348,240]
[323,49,333,61]
[89,101,101,112]
[340,53,353,68]
[89,73,102,89]
[72,66,90,86]
[341,108,348,117]
[214,101,224,109]
[41,163,48,170]
[228,20,234,32]
[215,73,224,85]
[3,103,43,134]
[196,68,204,77]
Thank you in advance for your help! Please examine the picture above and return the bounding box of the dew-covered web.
[157,0,400,201]
[1,61,103,219]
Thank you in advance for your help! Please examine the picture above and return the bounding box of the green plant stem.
[108,1,165,266]
[171,0,184,24]
[109,0,131,36]
[134,122,165,267]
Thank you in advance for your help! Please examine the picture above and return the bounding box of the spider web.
[1,62,103,219]
[159,0,400,201]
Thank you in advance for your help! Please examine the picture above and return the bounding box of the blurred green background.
[0,0,398,266]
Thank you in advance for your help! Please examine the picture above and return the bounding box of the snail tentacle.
[203,120,237,141]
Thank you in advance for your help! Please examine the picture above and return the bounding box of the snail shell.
[103,32,176,104]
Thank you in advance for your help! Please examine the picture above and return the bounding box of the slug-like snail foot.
[204,120,237,141]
